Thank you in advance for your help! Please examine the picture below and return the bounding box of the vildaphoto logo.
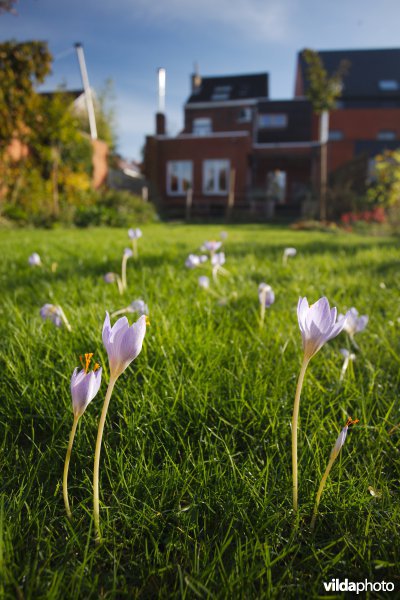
[323,579,395,594]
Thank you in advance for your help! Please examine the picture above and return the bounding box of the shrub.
[73,190,157,228]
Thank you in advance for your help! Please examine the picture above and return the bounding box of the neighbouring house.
[4,88,108,189]
[143,47,400,219]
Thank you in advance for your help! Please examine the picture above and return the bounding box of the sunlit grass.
[0,224,399,598]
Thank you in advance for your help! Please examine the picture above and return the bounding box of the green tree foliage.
[302,48,350,114]
[0,40,52,151]
[31,92,93,214]
[368,149,400,207]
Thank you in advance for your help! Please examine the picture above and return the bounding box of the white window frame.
[237,107,252,123]
[193,118,212,136]
[166,161,193,196]
[258,113,288,129]
[202,160,230,196]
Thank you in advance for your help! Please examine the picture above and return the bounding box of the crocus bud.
[258,283,275,307]
[123,248,133,258]
[331,417,359,461]
[102,312,147,379]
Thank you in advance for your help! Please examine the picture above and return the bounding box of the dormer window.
[258,114,288,129]
[378,80,399,91]
[211,85,232,101]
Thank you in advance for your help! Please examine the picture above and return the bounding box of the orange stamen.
[93,362,100,372]
[84,353,93,373]
[345,417,359,427]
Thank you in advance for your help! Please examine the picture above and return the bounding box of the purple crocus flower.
[29,252,42,266]
[94,312,148,537]
[128,228,142,239]
[258,283,275,307]
[40,303,63,327]
[201,240,222,253]
[297,296,347,361]
[338,307,368,338]
[64,354,102,518]
[198,275,210,289]
[102,312,147,380]
[211,252,225,267]
[185,254,201,269]
[104,272,117,283]
[70,359,102,418]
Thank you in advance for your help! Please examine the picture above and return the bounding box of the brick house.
[143,48,400,219]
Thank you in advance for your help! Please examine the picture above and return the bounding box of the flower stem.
[63,415,79,519]
[292,356,310,512]
[93,376,117,542]
[131,238,138,259]
[310,454,336,530]
[58,305,72,332]
[259,289,266,328]
[111,307,130,318]
[116,275,124,295]
[121,256,128,291]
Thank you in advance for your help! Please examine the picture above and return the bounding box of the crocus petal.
[71,367,102,417]
[102,313,147,379]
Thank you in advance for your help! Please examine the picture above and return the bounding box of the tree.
[302,49,349,220]
[0,40,52,152]
[30,92,93,215]
[0,0,17,14]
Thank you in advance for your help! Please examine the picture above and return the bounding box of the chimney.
[191,61,201,94]
[156,67,166,135]
[156,112,166,135]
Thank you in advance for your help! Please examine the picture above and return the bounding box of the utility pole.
[74,42,98,140]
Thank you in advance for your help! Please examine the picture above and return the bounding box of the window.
[193,118,212,136]
[329,130,344,141]
[377,130,396,141]
[238,107,252,122]
[203,160,230,195]
[211,85,232,101]
[258,114,288,129]
[167,161,193,195]
[378,80,399,91]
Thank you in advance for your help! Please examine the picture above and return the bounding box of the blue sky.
[2,0,400,160]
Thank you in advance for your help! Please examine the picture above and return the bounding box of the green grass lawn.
[0,224,399,599]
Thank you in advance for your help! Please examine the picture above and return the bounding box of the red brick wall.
[183,106,254,135]
[148,133,252,212]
